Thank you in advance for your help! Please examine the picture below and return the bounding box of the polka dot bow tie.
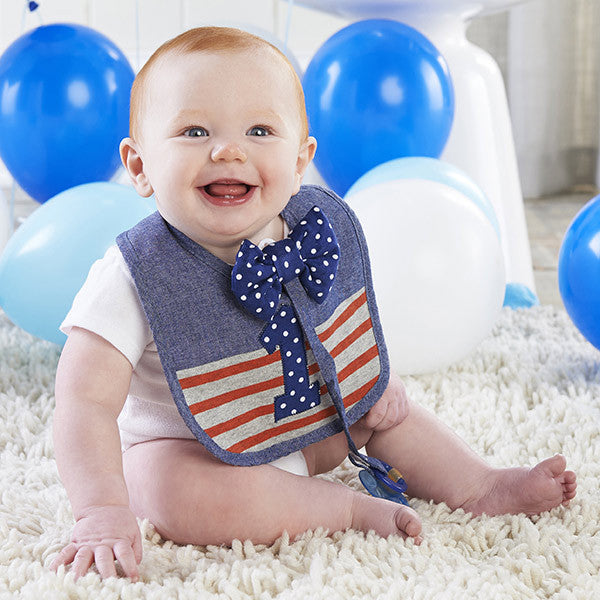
[231,206,340,321]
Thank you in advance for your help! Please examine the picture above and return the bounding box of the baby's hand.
[50,505,142,581]
[361,372,409,432]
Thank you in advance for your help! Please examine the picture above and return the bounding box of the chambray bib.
[116,185,390,466]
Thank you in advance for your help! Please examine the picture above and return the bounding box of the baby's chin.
[158,209,284,260]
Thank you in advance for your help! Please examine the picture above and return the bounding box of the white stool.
[297,0,535,291]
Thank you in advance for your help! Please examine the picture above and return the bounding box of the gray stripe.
[179,357,283,412]
[315,287,365,334]
[338,354,381,400]
[333,327,377,377]
[176,347,267,379]
[320,302,371,357]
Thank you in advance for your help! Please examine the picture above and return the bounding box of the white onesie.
[61,244,309,477]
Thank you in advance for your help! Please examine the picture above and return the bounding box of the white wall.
[0,0,351,190]
[0,0,352,69]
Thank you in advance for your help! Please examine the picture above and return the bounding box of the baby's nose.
[210,142,247,163]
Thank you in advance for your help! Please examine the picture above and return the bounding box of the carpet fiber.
[1,306,599,599]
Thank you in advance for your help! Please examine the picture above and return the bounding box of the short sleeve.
[61,245,153,368]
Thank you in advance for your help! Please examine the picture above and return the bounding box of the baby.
[51,27,576,581]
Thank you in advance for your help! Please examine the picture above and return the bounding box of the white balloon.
[0,188,10,257]
[346,179,505,375]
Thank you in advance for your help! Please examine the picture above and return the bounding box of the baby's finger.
[114,540,140,581]
[391,400,403,426]
[376,402,397,431]
[50,543,78,571]
[132,530,143,564]
[72,546,94,580]
[94,545,118,579]
[364,404,386,429]
[384,401,397,426]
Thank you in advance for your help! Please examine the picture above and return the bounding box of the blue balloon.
[345,157,501,238]
[0,183,154,345]
[0,24,134,203]
[558,195,600,350]
[303,19,454,196]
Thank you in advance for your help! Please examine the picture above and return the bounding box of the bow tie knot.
[231,206,340,321]
[267,239,306,283]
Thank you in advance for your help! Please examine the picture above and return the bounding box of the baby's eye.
[246,126,271,137]
[184,127,209,137]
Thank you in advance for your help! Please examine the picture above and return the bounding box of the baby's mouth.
[202,181,253,201]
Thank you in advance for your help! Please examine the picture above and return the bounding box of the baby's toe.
[539,454,567,478]
[394,506,422,539]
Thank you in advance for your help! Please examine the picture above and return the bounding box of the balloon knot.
[28,1,39,11]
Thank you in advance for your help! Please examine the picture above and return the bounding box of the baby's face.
[131,48,315,257]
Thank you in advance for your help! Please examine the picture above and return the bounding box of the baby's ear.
[119,138,154,197]
[293,136,317,194]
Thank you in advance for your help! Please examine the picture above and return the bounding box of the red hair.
[129,26,308,142]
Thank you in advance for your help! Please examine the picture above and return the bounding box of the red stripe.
[227,375,380,453]
[318,291,367,343]
[316,344,378,392]
[330,317,372,359]
[338,344,378,383]
[205,403,274,437]
[187,360,321,416]
[342,375,378,408]
[180,350,281,390]
[227,405,338,452]
[189,375,283,415]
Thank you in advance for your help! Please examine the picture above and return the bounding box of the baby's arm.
[51,327,142,580]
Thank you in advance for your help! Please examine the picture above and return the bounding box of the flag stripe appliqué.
[176,288,380,453]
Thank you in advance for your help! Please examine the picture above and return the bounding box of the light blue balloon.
[345,157,501,238]
[503,282,539,309]
[0,182,154,345]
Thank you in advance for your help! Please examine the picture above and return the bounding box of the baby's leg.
[122,438,421,546]
[304,385,575,516]
[364,398,577,516]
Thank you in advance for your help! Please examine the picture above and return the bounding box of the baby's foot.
[462,454,577,517]
[350,490,422,543]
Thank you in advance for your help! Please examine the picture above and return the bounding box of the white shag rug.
[1,306,599,599]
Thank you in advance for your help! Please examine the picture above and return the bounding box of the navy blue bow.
[231,206,340,321]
